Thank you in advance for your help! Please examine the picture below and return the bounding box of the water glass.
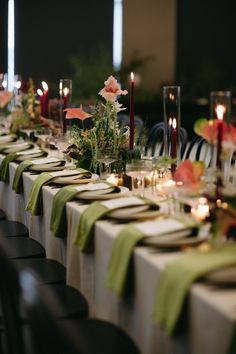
[126,159,153,197]
[96,148,119,180]
[54,133,69,159]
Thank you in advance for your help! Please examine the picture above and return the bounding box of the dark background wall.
[176,0,236,99]
[1,0,236,101]
[0,0,8,72]
[0,0,113,94]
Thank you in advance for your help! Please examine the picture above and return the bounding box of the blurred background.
[1,0,236,137]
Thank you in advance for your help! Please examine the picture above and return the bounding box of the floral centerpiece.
[7,78,41,133]
[194,118,236,160]
[65,76,130,171]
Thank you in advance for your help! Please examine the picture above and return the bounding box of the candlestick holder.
[59,79,72,133]
[163,86,181,170]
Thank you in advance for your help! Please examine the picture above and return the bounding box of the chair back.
[0,238,24,354]
[19,270,85,354]
[184,136,212,167]
[146,122,188,158]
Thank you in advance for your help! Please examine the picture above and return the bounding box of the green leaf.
[194,118,209,136]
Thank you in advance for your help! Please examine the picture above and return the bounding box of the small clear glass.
[96,148,119,180]
[54,133,69,160]
[126,159,153,197]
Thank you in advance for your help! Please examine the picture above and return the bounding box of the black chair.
[183,136,212,167]
[20,269,141,354]
[4,237,46,259]
[0,240,88,354]
[0,220,29,237]
[0,210,6,221]
[146,122,188,158]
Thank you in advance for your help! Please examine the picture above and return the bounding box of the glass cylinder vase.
[163,86,181,171]
[59,79,72,134]
[210,91,231,122]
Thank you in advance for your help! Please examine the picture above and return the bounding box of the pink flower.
[174,160,205,188]
[0,91,13,108]
[194,118,229,143]
[99,76,128,102]
[64,105,92,120]
[227,124,236,144]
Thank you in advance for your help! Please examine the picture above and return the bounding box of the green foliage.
[68,50,115,102]
[69,101,129,172]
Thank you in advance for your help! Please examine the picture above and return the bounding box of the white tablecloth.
[0,156,236,354]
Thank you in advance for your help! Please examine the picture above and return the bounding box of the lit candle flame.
[168,117,172,126]
[172,117,177,129]
[216,105,225,120]
[42,81,48,91]
[169,93,174,101]
[63,87,69,97]
[37,89,43,96]
[131,72,134,82]
[15,80,21,89]
[2,80,7,89]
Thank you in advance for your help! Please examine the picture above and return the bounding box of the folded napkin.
[26,169,91,216]
[0,153,17,182]
[50,172,94,238]
[12,160,33,193]
[75,195,156,253]
[12,154,67,194]
[26,172,56,215]
[152,243,236,336]
[106,218,189,296]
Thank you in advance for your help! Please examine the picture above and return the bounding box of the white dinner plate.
[205,267,236,285]
[28,161,66,172]
[142,232,207,249]
[53,173,99,185]
[76,186,130,200]
[16,151,46,161]
[3,142,32,154]
[107,204,162,221]
[0,135,17,144]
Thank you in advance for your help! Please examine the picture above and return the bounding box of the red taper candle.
[129,72,135,150]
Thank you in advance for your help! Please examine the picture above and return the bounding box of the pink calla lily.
[64,105,92,120]
[0,91,13,108]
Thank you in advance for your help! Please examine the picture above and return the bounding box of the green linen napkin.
[106,224,144,295]
[26,172,55,215]
[75,195,156,253]
[106,217,193,296]
[50,186,84,238]
[152,243,236,336]
[12,160,33,193]
[0,153,17,182]
[26,168,92,216]
[75,201,115,253]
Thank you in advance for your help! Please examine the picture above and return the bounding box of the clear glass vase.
[163,86,181,169]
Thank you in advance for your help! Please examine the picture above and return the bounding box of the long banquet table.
[1,155,236,354]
